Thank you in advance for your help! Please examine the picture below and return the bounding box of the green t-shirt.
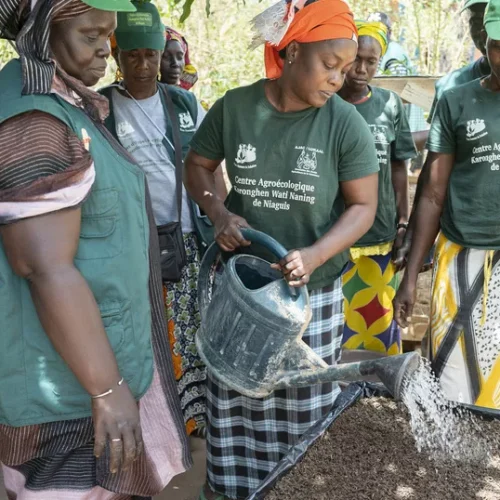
[428,58,489,123]
[352,87,416,247]
[190,79,379,290]
[427,79,500,249]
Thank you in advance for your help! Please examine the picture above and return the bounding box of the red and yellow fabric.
[342,244,402,356]
[428,233,500,409]
[165,26,199,90]
[162,233,206,435]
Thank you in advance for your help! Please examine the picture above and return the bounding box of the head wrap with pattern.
[164,26,198,90]
[356,20,389,56]
[0,0,95,95]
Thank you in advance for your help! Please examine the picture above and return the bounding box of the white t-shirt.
[112,88,205,232]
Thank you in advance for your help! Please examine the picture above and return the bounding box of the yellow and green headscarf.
[355,20,389,56]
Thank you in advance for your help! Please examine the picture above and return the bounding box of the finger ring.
[111,438,122,442]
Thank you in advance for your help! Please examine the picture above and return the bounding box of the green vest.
[0,60,154,427]
[99,83,198,157]
[100,83,215,251]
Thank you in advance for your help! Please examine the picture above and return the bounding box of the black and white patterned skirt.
[206,279,344,499]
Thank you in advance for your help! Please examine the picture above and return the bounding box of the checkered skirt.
[206,279,344,499]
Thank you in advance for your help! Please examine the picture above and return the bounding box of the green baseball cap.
[485,0,500,40]
[114,1,166,51]
[461,0,488,13]
[81,0,137,12]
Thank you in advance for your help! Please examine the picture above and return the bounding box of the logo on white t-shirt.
[235,144,257,168]
[179,112,195,131]
[466,119,487,141]
[117,121,135,138]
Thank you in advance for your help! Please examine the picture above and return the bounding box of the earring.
[115,66,123,82]
[288,60,293,65]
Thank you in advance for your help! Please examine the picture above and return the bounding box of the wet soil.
[267,398,500,500]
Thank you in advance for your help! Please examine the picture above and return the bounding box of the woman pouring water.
[184,1,379,497]
[394,0,500,410]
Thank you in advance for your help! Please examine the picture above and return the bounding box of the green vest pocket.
[76,188,123,260]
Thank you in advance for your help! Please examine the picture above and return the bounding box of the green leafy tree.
[0,0,475,102]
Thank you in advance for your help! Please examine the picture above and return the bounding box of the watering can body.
[197,229,326,398]
[197,229,420,400]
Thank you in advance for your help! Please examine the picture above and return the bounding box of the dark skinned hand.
[213,209,251,252]
[393,276,417,329]
[92,382,143,474]
[271,247,321,288]
[392,227,409,271]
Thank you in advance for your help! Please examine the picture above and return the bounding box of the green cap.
[485,0,500,40]
[114,1,166,51]
[461,0,488,13]
[81,0,137,12]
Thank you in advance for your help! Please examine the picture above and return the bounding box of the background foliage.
[0,0,475,105]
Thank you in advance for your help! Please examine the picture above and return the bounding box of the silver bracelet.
[91,377,124,399]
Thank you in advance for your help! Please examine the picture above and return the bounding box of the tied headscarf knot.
[253,0,357,79]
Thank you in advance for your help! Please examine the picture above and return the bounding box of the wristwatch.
[397,222,409,231]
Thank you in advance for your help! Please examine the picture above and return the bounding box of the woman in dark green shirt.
[395,0,500,410]
[338,21,416,357]
[184,1,379,498]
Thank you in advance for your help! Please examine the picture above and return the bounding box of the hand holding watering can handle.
[239,228,289,260]
[198,228,306,323]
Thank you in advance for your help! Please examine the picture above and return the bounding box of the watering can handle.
[198,228,304,323]
[239,228,289,260]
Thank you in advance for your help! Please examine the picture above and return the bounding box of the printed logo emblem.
[466,119,488,141]
[179,112,195,131]
[117,121,135,138]
[292,146,322,178]
[369,125,389,145]
[297,150,317,172]
[234,144,257,168]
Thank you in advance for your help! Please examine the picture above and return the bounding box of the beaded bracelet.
[91,377,124,399]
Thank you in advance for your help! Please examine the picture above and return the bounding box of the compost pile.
[266,398,500,500]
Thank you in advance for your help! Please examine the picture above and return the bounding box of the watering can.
[197,228,420,400]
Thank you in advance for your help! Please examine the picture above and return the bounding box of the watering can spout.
[274,352,421,401]
[362,352,421,400]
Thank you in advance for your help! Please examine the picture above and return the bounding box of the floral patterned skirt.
[163,232,206,435]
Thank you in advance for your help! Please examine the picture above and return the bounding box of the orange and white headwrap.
[252,0,358,79]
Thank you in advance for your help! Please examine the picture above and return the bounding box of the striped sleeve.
[0,111,95,224]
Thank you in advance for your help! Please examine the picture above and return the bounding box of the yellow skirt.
[428,233,500,409]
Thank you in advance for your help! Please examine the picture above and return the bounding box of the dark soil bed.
[266,398,500,500]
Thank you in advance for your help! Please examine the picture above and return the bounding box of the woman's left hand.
[271,247,321,288]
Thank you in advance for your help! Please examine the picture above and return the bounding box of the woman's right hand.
[92,382,143,474]
[213,208,251,252]
[393,277,417,329]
